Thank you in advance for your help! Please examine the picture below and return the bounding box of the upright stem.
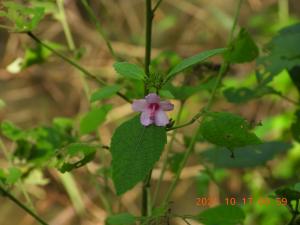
[142,0,154,217]
[57,0,76,51]
[0,186,48,225]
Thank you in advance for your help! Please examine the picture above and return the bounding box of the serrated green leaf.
[90,85,121,102]
[224,28,259,63]
[79,105,112,135]
[113,62,145,80]
[111,116,167,195]
[106,213,136,225]
[197,205,245,225]
[200,112,261,150]
[200,141,291,168]
[166,48,226,81]
[58,143,96,173]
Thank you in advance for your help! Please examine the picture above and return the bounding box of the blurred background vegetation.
[0,0,300,224]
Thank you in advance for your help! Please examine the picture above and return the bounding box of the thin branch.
[167,110,204,131]
[26,32,131,103]
[80,0,116,59]
[0,186,48,225]
[152,0,164,13]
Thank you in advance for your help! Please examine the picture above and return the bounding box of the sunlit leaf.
[113,62,145,80]
[90,85,121,102]
[79,105,112,135]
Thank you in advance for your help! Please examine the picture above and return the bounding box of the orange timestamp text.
[196,196,288,207]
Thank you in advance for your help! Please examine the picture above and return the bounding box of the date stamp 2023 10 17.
[196,196,288,207]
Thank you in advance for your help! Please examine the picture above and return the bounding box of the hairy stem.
[0,186,48,225]
[26,32,131,103]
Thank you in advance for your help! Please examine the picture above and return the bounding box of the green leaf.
[106,213,136,225]
[1,121,26,141]
[1,2,45,32]
[79,105,112,135]
[200,112,261,150]
[166,48,226,81]
[257,23,300,81]
[291,110,300,143]
[224,28,259,63]
[113,62,145,80]
[275,187,300,202]
[197,205,245,225]
[200,141,291,168]
[58,143,97,173]
[6,167,22,185]
[90,85,121,102]
[111,116,167,195]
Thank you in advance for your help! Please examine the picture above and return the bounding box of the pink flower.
[132,93,174,126]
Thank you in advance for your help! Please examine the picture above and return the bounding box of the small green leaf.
[113,62,145,80]
[200,141,291,168]
[200,112,261,150]
[111,116,167,195]
[79,105,112,135]
[291,110,300,143]
[6,167,22,185]
[166,48,226,81]
[58,143,97,173]
[224,28,259,63]
[106,213,136,225]
[1,121,26,141]
[90,85,121,102]
[197,205,245,225]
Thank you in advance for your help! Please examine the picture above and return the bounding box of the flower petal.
[160,101,174,111]
[140,110,153,126]
[154,110,169,126]
[145,93,160,104]
[132,99,147,112]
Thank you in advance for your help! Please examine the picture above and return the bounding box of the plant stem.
[152,101,184,206]
[26,32,131,103]
[153,0,164,13]
[80,0,116,59]
[161,0,244,206]
[142,0,155,217]
[56,0,76,51]
[0,186,48,225]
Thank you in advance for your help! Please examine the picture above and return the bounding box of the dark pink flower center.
[148,103,160,120]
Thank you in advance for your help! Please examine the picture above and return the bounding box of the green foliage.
[166,48,227,81]
[106,213,136,225]
[57,143,97,173]
[110,116,167,195]
[257,23,300,81]
[291,110,300,143]
[79,105,112,135]
[200,141,291,168]
[199,112,261,150]
[6,167,22,185]
[224,28,259,63]
[168,153,184,173]
[90,85,121,102]
[113,62,145,80]
[0,2,45,32]
[197,205,245,225]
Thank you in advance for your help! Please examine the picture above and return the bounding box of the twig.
[0,186,48,225]
[153,0,164,13]
[26,32,131,103]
